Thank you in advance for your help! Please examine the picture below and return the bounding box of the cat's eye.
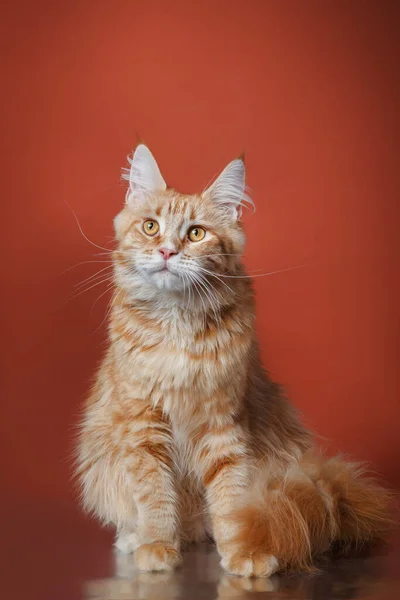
[143,220,159,236]
[188,226,206,242]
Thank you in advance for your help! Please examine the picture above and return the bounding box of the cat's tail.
[230,452,395,572]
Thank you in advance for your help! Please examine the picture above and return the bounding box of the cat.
[76,144,392,577]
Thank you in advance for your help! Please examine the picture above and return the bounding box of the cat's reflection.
[217,555,386,600]
[217,573,280,596]
[85,552,184,599]
[84,546,388,600]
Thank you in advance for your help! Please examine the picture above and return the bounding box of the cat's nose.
[159,247,178,260]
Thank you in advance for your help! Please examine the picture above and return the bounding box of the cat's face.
[113,145,251,300]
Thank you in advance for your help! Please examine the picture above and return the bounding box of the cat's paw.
[221,551,279,578]
[114,529,139,554]
[134,542,182,572]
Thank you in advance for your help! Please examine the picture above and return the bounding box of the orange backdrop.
[1,0,399,510]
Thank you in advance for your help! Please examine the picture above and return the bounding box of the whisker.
[200,264,308,279]
[203,279,224,320]
[187,271,207,315]
[90,282,115,314]
[92,289,119,335]
[61,260,112,275]
[186,271,193,309]
[187,253,242,259]
[182,271,190,309]
[64,199,114,253]
[176,268,194,310]
[74,265,114,290]
[193,273,220,320]
[194,266,235,295]
[67,275,114,302]
[197,272,224,305]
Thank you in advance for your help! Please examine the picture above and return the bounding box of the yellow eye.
[143,220,159,236]
[188,226,206,242]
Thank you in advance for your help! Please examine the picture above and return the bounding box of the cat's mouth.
[158,269,177,276]
[150,265,180,278]
[140,263,185,292]
[136,262,185,290]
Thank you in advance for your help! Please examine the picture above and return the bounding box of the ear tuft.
[203,157,253,219]
[121,144,166,205]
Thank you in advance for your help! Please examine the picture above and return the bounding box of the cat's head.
[113,144,252,301]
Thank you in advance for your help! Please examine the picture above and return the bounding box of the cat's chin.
[148,269,185,292]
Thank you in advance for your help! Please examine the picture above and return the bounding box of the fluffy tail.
[232,453,395,572]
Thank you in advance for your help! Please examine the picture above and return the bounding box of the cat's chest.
[113,306,251,410]
[121,323,243,390]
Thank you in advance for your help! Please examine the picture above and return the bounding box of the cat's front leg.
[108,400,181,571]
[130,438,182,572]
[196,419,279,578]
[79,397,181,571]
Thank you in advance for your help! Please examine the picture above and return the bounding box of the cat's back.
[245,357,312,462]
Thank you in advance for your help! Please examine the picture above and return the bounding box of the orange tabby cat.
[76,144,391,577]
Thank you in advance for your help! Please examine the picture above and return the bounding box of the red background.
[1,0,399,515]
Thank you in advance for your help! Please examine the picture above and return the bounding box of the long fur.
[76,146,393,577]
[229,453,393,573]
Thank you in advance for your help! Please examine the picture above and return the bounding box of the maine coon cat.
[76,144,391,577]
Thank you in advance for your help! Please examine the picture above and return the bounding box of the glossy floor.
[3,499,400,600]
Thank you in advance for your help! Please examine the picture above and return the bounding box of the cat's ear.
[122,144,167,205]
[203,157,251,220]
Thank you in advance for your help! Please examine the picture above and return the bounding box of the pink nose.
[159,247,177,260]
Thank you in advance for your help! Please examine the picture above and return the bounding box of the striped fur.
[76,147,393,576]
